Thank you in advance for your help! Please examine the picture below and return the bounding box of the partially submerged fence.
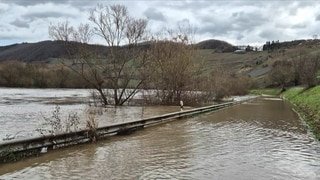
[0,98,254,163]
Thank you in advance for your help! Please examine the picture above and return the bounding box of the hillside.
[195,39,237,52]
[195,39,320,87]
[0,41,106,63]
[0,39,238,62]
[1,39,320,88]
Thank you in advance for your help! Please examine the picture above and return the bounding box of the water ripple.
[1,98,320,179]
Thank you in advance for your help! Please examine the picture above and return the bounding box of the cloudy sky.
[0,0,320,46]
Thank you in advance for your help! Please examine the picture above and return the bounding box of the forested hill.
[0,39,237,62]
[195,39,237,52]
[0,41,106,62]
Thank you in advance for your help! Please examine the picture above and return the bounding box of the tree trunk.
[97,88,108,107]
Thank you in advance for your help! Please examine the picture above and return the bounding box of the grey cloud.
[161,1,295,13]
[231,11,268,28]
[6,0,100,7]
[5,0,71,6]
[162,1,214,10]
[236,34,244,40]
[177,18,192,28]
[24,11,76,21]
[4,0,56,6]
[259,30,273,39]
[10,19,30,28]
[68,0,100,7]
[198,22,232,36]
[0,0,319,46]
[295,1,317,8]
[0,26,9,32]
[144,8,165,22]
[198,11,266,36]
[291,23,306,29]
[259,29,283,40]
[0,33,20,40]
[289,8,297,16]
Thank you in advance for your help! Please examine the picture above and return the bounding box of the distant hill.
[262,39,320,51]
[195,39,237,52]
[0,39,239,62]
[0,41,106,63]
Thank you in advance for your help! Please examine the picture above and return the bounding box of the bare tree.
[85,4,148,106]
[53,64,70,88]
[313,34,318,40]
[48,4,149,106]
[72,23,93,43]
[294,54,320,88]
[48,20,74,41]
[147,30,199,104]
[208,66,232,100]
[269,60,294,91]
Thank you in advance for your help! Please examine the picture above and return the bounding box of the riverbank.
[281,86,320,140]
[251,86,320,140]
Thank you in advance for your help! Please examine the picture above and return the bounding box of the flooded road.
[1,98,319,179]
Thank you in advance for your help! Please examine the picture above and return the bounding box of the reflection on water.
[1,98,320,179]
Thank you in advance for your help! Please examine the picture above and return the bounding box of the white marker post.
[180,100,184,111]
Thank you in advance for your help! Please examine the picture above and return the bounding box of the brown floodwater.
[1,98,320,179]
[0,88,183,141]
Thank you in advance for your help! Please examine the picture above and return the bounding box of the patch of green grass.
[282,86,320,140]
[250,88,282,96]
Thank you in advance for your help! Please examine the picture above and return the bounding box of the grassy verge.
[282,86,320,140]
[250,88,282,96]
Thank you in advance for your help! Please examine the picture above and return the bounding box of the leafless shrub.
[85,109,99,142]
[65,112,80,133]
[294,54,320,88]
[268,60,294,91]
[0,61,91,88]
[0,61,26,87]
[36,105,80,135]
[202,66,251,101]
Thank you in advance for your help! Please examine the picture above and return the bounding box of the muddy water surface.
[1,98,319,179]
[0,88,180,141]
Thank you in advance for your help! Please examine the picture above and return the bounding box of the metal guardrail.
[0,99,251,163]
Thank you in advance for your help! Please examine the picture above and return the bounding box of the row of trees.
[268,52,320,90]
[263,40,281,52]
[0,61,88,88]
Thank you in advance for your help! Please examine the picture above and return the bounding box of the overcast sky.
[0,0,320,46]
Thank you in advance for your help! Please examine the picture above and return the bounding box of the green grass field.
[282,86,320,140]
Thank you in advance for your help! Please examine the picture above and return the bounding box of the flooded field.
[1,98,319,179]
[0,88,181,141]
